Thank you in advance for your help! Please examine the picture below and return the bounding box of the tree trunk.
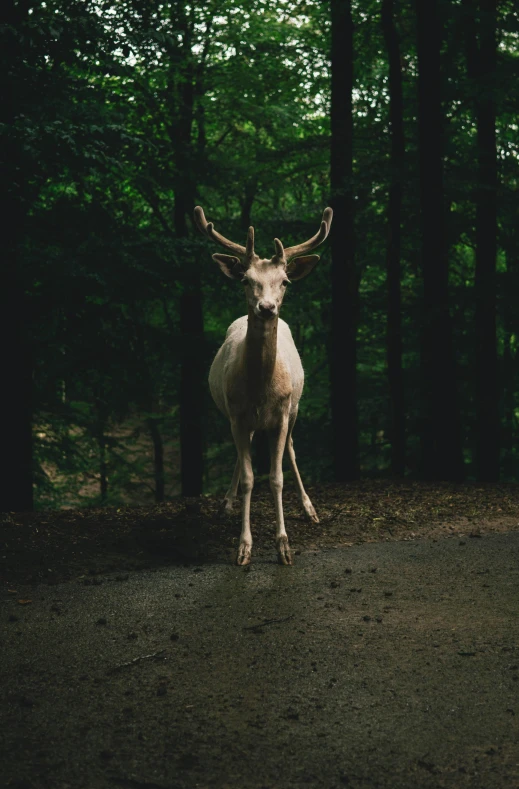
[173,37,205,497]
[416,0,464,480]
[501,235,517,470]
[179,260,205,497]
[148,417,165,503]
[97,428,108,503]
[1,275,34,511]
[240,179,258,235]
[381,0,405,477]
[502,332,515,465]
[1,2,33,511]
[330,0,359,481]
[475,0,499,481]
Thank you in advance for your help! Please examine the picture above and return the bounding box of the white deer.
[194,206,333,566]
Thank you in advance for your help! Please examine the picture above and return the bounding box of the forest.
[2,0,518,511]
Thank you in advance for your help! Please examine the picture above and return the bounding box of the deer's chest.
[225,357,293,429]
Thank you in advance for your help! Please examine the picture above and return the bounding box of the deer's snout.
[258,301,277,318]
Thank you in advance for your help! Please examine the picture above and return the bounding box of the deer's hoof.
[277,536,293,566]
[237,542,252,566]
[303,499,319,524]
[219,498,234,517]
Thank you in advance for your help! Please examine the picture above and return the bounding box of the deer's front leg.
[231,420,254,566]
[269,416,291,565]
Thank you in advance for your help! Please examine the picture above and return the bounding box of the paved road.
[2,532,519,789]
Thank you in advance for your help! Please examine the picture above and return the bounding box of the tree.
[464,0,499,480]
[381,0,405,476]
[1,0,114,509]
[330,0,359,480]
[416,0,464,480]
[5,0,519,509]
[105,0,215,496]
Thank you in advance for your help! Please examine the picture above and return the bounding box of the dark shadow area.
[2,481,519,587]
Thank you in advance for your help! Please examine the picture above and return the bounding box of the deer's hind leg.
[220,457,240,515]
[285,414,319,524]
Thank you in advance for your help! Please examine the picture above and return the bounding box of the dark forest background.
[2,0,518,511]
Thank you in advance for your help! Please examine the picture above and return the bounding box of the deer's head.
[194,206,333,320]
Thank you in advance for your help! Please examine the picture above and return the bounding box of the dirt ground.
[1,481,519,788]
[2,480,519,587]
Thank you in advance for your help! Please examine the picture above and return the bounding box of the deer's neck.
[245,307,278,397]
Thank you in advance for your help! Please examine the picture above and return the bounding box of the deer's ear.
[212,254,247,280]
[286,255,320,281]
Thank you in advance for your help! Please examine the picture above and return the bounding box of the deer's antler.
[194,206,254,259]
[275,207,333,261]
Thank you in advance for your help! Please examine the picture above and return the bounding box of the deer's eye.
[282,279,289,287]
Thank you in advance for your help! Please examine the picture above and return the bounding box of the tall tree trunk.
[501,236,517,469]
[2,274,34,511]
[253,436,270,479]
[381,0,405,477]
[330,0,359,481]
[502,332,515,466]
[1,1,33,511]
[416,0,464,480]
[97,424,108,503]
[148,417,165,503]
[173,37,205,497]
[474,1,499,480]
[240,179,257,236]
[178,242,205,497]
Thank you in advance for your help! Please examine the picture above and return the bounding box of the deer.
[194,205,333,566]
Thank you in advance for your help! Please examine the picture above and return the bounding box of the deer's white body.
[195,205,332,565]
[209,315,304,425]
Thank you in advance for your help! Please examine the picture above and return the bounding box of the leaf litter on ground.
[1,480,519,586]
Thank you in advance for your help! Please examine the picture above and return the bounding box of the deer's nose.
[259,301,276,317]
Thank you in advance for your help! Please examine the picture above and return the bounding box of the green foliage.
[4,0,519,506]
